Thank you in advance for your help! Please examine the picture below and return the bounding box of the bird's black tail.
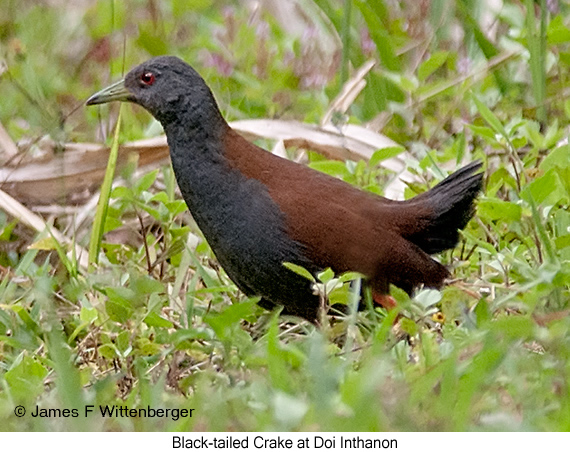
[401,161,483,255]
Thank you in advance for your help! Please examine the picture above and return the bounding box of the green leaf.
[418,51,449,81]
[369,146,405,167]
[105,287,135,323]
[453,343,504,430]
[98,343,117,359]
[318,268,335,284]
[144,311,173,328]
[308,160,351,178]
[134,169,159,194]
[103,216,123,234]
[414,289,442,309]
[462,230,499,256]
[471,93,509,141]
[477,198,522,222]
[490,316,534,340]
[355,0,400,71]
[338,272,365,283]
[474,298,491,327]
[205,300,258,342]
[540,144,570,171]
[116,330,131,354]
[149,192,169,204]
[105,298,133,323]
[130,275,164,296]
[80,307,98,324]
[328,284,351,305]
[136,337,162,356]
[165,200,188,216]
[522,169,565,206]
[555,235,570,250]
[528,195,557,263]
[266,317,293,392]
[283,262,315,282]
[170,328,214,346]
[390,285,410,305]
[12,306,41,337]
[5,354,48,402]
[467,124,497,142]
[28,237,58,250]
[0,219,17,240]
[400,317,418,336]
[547,15,570,45]
[111,185,132,200]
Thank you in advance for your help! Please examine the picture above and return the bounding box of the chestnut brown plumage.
[87,56,483,321]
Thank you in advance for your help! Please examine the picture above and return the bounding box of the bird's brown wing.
[223,130,450,294]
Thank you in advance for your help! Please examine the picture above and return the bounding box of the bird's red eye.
[140,72,155,86]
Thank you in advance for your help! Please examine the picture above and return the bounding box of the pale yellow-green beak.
[86,79,132,105]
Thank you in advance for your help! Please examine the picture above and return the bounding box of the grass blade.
[525,0,547,123]
[88,106,123,269]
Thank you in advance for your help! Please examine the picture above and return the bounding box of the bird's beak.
[86,79,133,105]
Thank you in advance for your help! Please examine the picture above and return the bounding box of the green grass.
[1,0,570,432]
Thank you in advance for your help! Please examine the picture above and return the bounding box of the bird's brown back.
[222,129,435,279]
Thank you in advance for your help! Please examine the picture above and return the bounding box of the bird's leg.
[372,292,397,310]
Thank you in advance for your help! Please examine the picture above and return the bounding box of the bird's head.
[87,56,219,126]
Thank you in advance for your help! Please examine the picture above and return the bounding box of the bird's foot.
[372,293,397,310]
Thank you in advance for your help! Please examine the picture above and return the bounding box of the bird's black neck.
[161,85,227,137]
[161,84,231,182]
[163,102,232,211]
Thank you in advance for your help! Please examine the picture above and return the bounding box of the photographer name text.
[26,405,194,421]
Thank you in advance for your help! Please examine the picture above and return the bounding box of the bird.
[87,56,483,322]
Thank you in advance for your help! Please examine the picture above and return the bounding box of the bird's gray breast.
[169,142,315,301]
